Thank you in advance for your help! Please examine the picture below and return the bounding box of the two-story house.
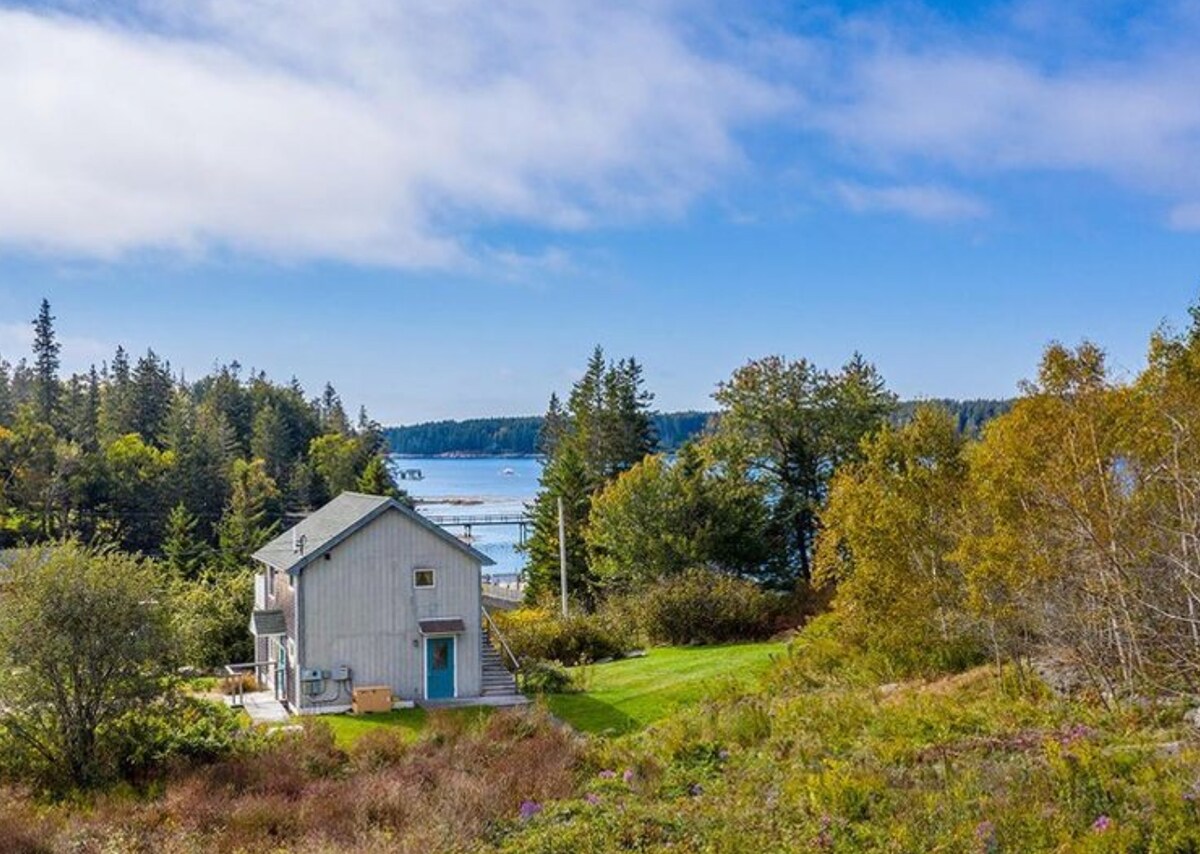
[249,491,520,713]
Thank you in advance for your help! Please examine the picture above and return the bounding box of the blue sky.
[0,0,1196,423]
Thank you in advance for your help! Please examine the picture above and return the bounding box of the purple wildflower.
[1063,724,1093,745]
[519,800,542,821]
[599,769,616,780]
[585,793,601,805]
[975,820,998,853]
[690,783,704,797]
[816,814,833,850]
[1092,815,1111,833]
[718,749,730,761]
[623,768,635,784]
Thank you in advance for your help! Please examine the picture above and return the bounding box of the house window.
[414,568,436,589]
[267,566,275,596]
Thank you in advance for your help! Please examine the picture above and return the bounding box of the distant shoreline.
[389,452,542,460]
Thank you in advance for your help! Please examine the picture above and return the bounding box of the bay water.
[388,455,542,578]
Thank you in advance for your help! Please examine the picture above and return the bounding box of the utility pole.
[558,496,568,617]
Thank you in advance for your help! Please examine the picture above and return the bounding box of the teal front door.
[426,636,455,699]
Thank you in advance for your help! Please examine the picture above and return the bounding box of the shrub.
[349,728,410,772]
[0,543,176,790]
[104,695,247,781]
[174,568,255,669]
[219,672,260,695]
[634,568,777,645]
[522,660,575,694]
[494,607,636,666]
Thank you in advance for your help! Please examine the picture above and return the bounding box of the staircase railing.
[223,660,272,708]
[482,606,522,680]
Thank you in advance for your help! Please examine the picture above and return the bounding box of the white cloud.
[5,1,1200,262]
[0,2,782,267]
[835,182,988,221]
[1169,203,1200,231]
[802,11,1200,219]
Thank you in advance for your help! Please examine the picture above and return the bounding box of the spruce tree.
[100,346,135,441]
[250,403,290,484]
[0,358,12,426]
[522,347,658,608]
[163,502,211,579]
[31,299,60,426]
[319,383,350,434]
[356,454,411,505]
[131,350,173,444]
[216,459,282,568]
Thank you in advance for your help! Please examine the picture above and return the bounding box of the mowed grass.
[319,706,492,747]
[547,641,788,735]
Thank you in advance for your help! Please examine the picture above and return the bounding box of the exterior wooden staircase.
[481,609,523,699]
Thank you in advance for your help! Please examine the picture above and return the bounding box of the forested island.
[384,399,1009,456]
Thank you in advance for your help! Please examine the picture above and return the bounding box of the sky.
[0,0,1196,424]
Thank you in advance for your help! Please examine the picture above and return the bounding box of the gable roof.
[253,491,495,573]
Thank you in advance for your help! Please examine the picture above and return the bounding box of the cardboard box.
[351,685,393,714]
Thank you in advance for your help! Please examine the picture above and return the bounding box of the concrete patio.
[229,690,291,725]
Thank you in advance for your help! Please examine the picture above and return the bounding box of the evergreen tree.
[162,502,211,579]
[99,346,135,441]
[538,393,565,456]
[319,383,350,434]
[356,453,411,505]
[216,458,282,568]
[194,364,252,452]
[81,366,101,451]
[250,403,290,484]
[523,347,658,607]
[9,358,32,410]
[711,354,895,587]
[131,350,173,444]
[286,456,323,510]
[168,394,235,542]
[31,299,60,426]
[0,358,13,427]
[524,440,593,605]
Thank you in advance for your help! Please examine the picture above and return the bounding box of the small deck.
[229,690,291,725]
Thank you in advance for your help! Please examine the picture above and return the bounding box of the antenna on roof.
[292,530,306,555]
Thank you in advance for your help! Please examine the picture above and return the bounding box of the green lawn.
[546,641,788,735]
[319,706,492,748]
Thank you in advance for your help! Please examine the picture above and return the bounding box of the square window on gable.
[414,568,436,589]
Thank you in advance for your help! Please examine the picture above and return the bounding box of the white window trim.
[413,568,436,589]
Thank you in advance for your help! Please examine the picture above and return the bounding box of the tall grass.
[0,707,580,853]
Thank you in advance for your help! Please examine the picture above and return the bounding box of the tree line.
[522,347,898,603]
[816,305,1200,697]
[384,402,1008,456]
[0,300,405,566]
[0,300,411,668]
[383,411,713,456]
[524,303,1200,703]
